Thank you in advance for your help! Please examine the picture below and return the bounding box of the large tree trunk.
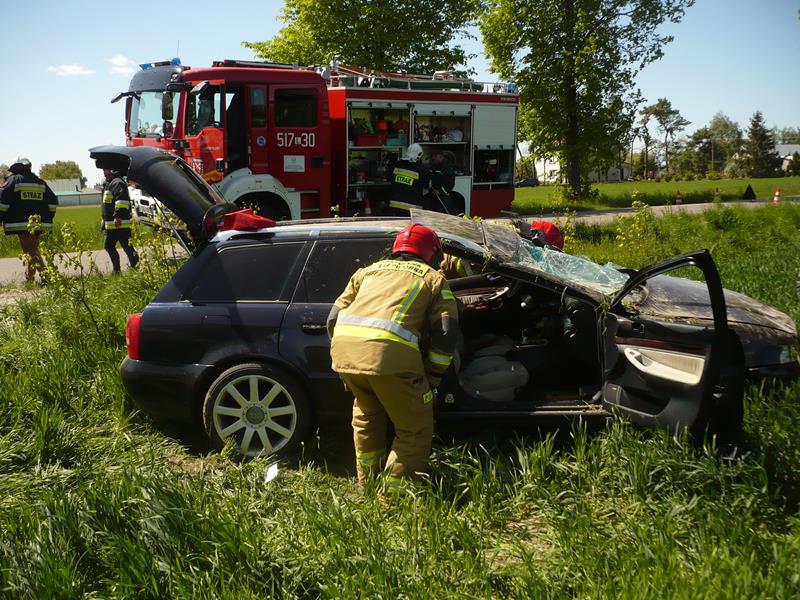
[562,0,580,195]
[664,132,669,173]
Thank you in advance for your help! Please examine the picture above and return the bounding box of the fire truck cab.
[116,58,518,220]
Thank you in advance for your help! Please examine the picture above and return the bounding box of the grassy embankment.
[0,206,102,259]
[514,175,800,214]
[1,204,799,596]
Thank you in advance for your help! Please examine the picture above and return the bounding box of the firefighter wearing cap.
[97,159,138,273]
[0,157,58,282]
[328,224,458,490]
[388,143,429,213]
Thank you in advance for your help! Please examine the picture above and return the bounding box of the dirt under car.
[91,146,800,458]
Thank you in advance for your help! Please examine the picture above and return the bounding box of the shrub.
[685,172,697,181]
[707,171,722,180]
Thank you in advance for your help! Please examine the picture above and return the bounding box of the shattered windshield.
[410,208,628,295]
[515,238,629,295]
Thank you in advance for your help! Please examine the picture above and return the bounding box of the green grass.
[0,207,799,597]
[514,175,800,214]
[0,205,103,259]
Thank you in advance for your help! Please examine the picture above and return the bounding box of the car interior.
[439,266,605,412]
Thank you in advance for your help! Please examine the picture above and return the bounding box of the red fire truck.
[115,58,519,219]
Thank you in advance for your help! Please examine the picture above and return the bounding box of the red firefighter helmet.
[392,224,443,266]
[529,220,564,250]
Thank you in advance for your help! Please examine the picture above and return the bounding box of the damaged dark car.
[92,146,800,459]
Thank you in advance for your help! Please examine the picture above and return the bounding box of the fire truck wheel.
[236,193,291,221]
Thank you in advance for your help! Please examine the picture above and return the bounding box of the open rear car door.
[602,250,745,438]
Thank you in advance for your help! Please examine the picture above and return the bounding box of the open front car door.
[602,250,745,439]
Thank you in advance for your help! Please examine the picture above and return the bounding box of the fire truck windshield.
[130,91,178,138]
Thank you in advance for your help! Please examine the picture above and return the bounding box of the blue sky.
[1,0,798,186]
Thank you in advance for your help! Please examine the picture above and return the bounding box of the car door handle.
[302,323,328,335]
[623,347,703,385]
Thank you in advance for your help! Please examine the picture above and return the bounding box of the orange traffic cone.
[363,197,372,215]
[772,187,781,204]
[675,191,683,205]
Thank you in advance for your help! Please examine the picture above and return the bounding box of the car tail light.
[126,313,142,360]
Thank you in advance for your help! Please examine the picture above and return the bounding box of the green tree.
[740,111,781,178]
[637,112,656,179]
[706,112,742,173]
[481,0,694,199]
[787,152,800,177]
[39,160,87,188]
[642,98,690,173]
[243,0,479,74]
[778,126,800,144]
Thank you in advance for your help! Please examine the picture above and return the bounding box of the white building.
[776,144,800,171]
[532,156,632,183]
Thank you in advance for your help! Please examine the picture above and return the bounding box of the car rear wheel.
[203,363,311,459]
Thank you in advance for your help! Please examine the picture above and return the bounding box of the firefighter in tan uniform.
[328,224,458,490]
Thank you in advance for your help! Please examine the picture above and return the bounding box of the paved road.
[534,199,775,225]
[0,199,784,286]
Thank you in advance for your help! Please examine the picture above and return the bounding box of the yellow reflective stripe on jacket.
[4,222,52,232]
[441,288,455,301]
[114,200,130,210]
[0,203,8,212]
[391,278,423,324]
[422,389,435,404]
[394,167,420,180]
[102,192,114,203]
[17,184,45,201]
[104,220,133,230]
[428,350,453,368]
[356,448,385,466]
[337,314,419,344]
[333,324,419,351]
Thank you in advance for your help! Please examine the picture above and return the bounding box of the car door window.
[297,239,392,303]
[189,242,304,302]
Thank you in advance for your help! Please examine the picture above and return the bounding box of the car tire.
[203,362,311,459]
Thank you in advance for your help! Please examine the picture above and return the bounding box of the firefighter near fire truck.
[327,224,459,492]
[96,158,139,273]
[0,157,58,283]
[388,143,428,213]
[424,148,458,214]
[118,59,518,221]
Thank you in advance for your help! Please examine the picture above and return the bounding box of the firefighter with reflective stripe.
[327,224,458,491]
[96,157,138,273]
[0,157,58,282]
[388,143,429,213]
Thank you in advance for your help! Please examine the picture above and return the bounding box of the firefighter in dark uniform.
[388,143,428,213]
[327,224,458,492]
[96,158,139,273]
[0,157,58,282]
[423,148,459,214]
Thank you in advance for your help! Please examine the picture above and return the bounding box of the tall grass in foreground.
[0,206,799,597]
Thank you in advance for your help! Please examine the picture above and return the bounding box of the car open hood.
[89,145,227,240]
[633,275,797,335]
